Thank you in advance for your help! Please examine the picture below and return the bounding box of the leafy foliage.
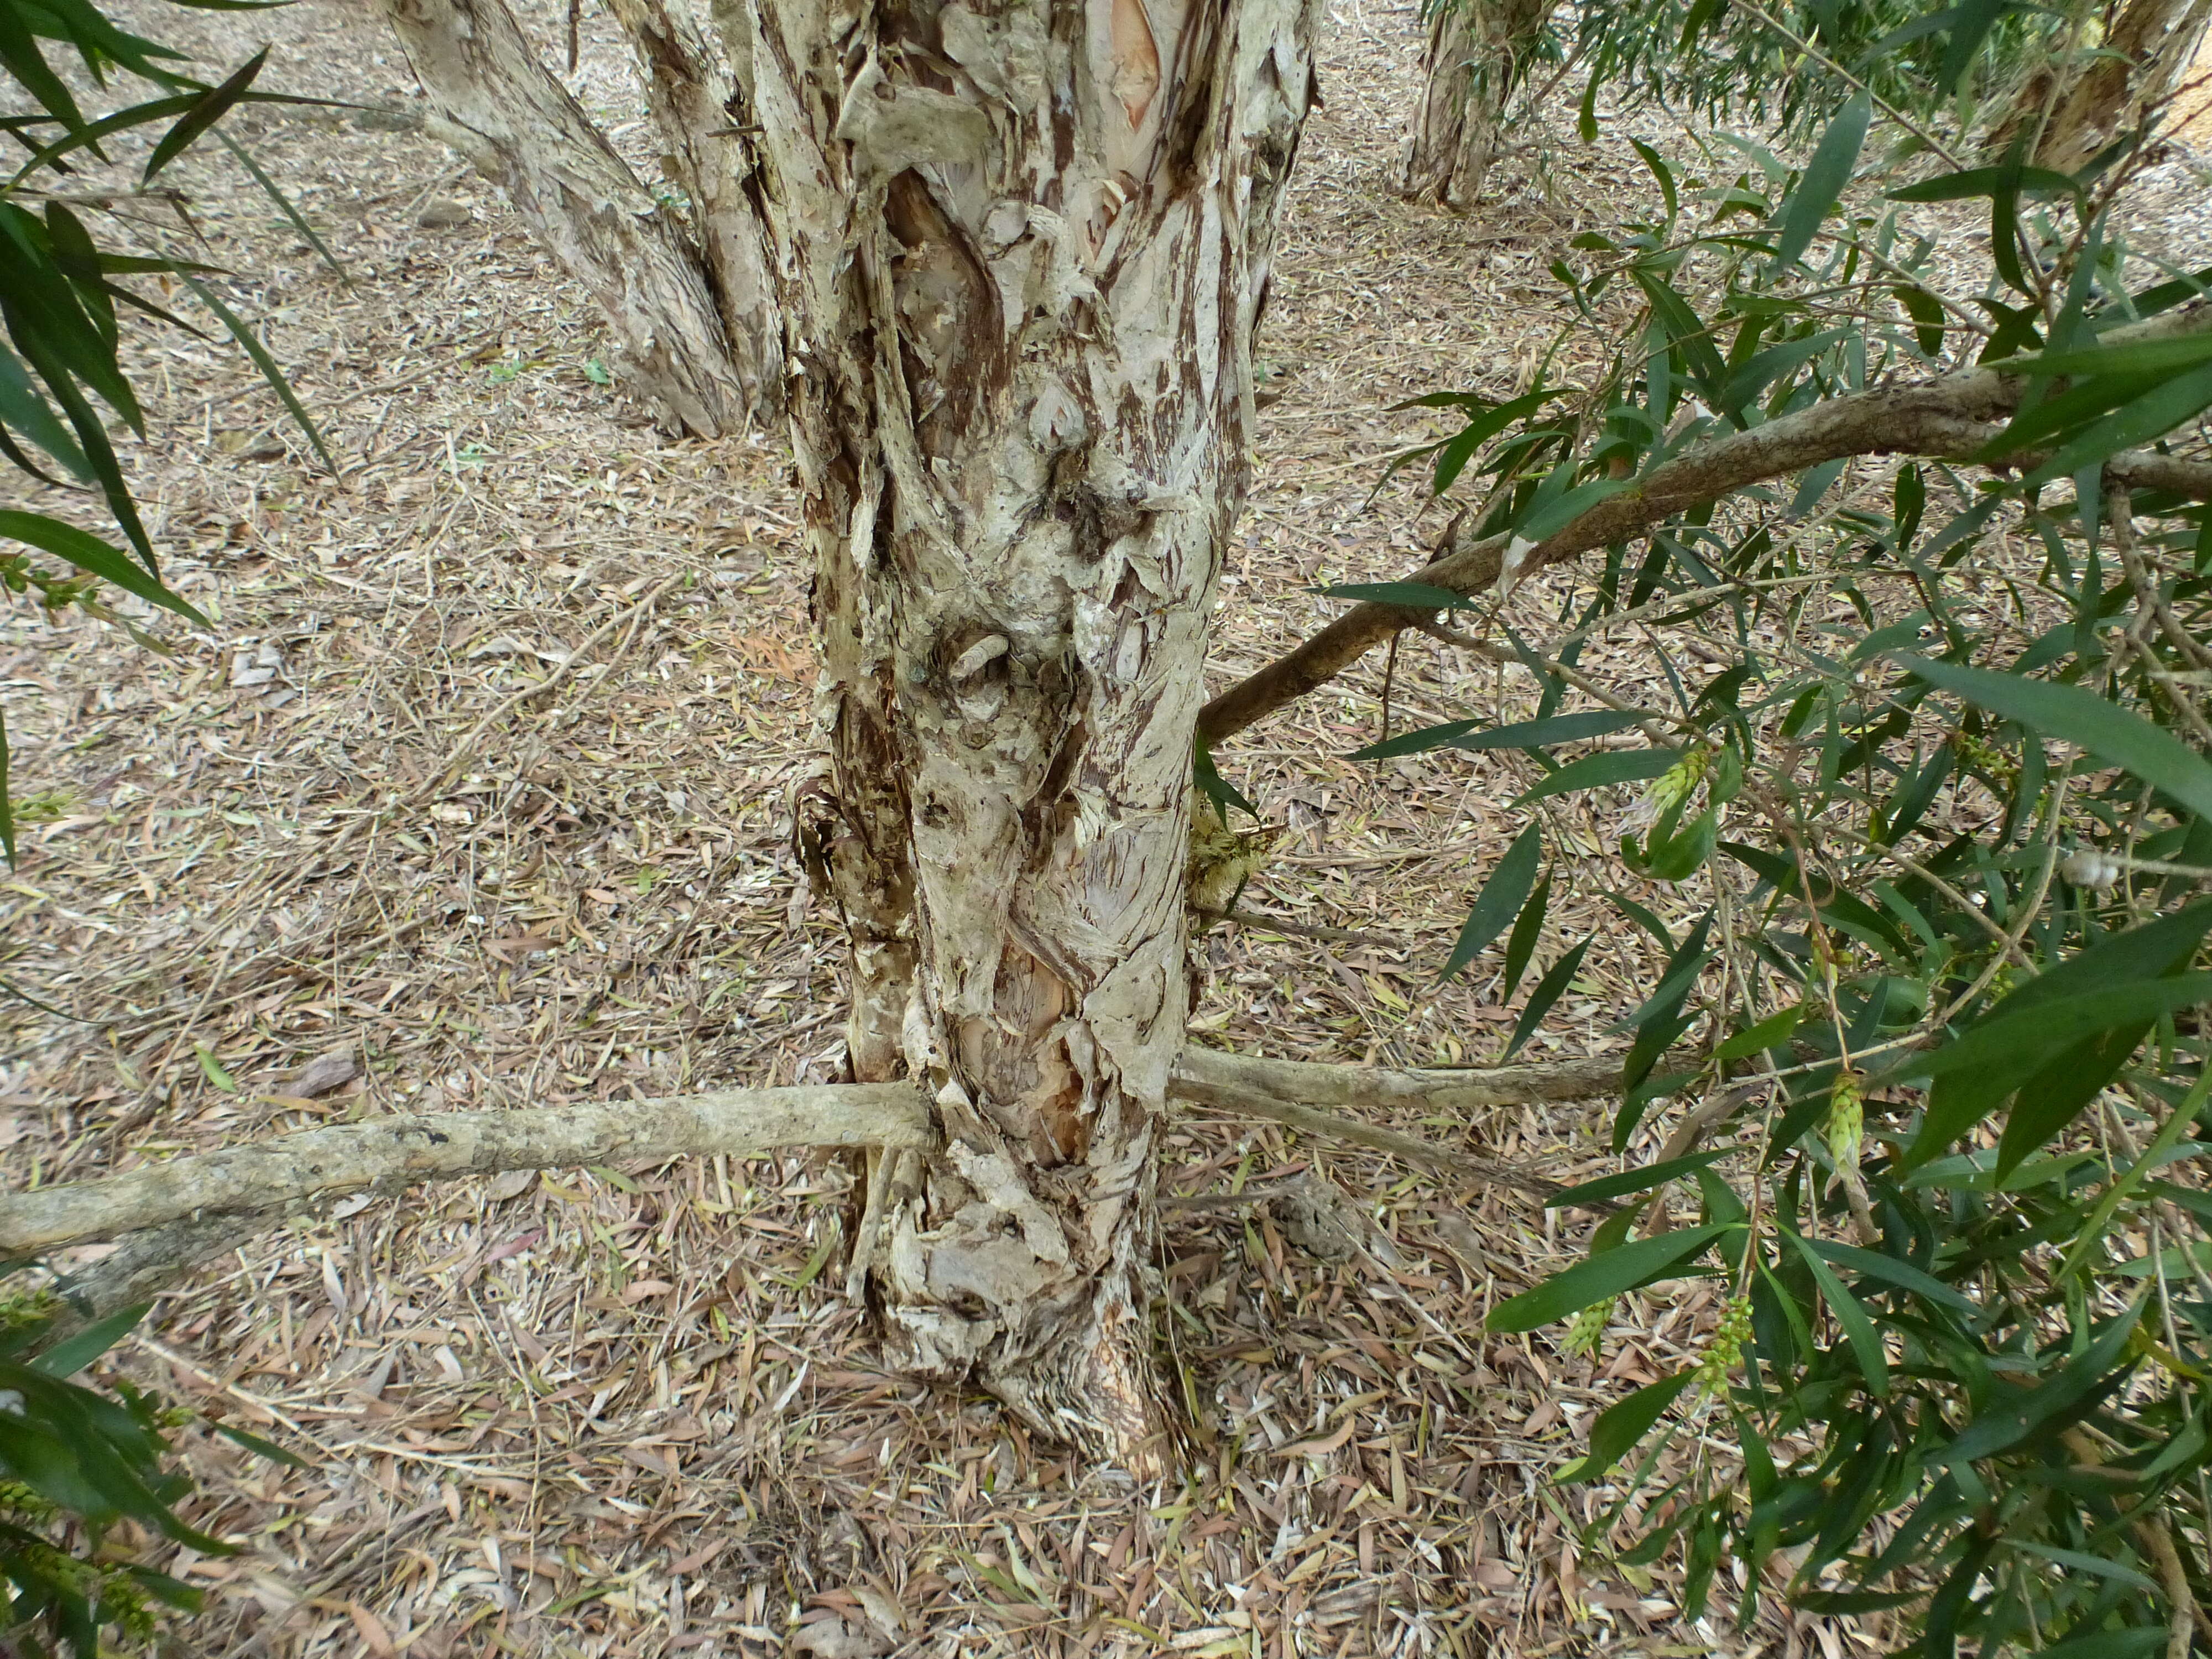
[0,0,317,1648]
[0,0,328,858]
[1366,3,2212,1648]
[0,1287,220,1656]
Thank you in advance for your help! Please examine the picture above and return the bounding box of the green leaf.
[1500,874,1550,1001]
[2025,361,2212,486]
[1938,0,2012,88]
[1773,92,1870,268]
[1317,581,1477,610]
[1557,1371,1694,1483]
[1719,328,1849,418]
[1439,823,1541,982]
[174,272,335,474]
[194,1042,238,1093]
[1350,719,1483,760]
[0,340,91,479]
[1546,1150,1731,1208]
[2029,1629,2168,1659]
[215,128,348,283]
[1941,1299,2143,1464]
[1714,1004,1804,1060]
[1782,1228,1888,1396]
[1514,747,1682,806]
[1892,973,2212,1096]
[1900,654,2212,822]
[1486,1225,1733,1333]
[1426,388,1558,493]
[142,46,265,181]
[1192,733,1256,822]
[2004,1540,2158,1594]
[213,1423,310,1468]
[1887,164,2079,202]
[28,1303,148,1378]
[1893,285,1948,357]
[1631,268,1727,398]
[1354,708,1648,760]
[1519,476,1632,543]
[1799,1237,1976,1311]
[2002,330,2212,379]
[1993,1020,2153,1180]
[1504,932,1594,1061]
[0,510,205,623]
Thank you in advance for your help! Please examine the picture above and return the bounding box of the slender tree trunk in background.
[679,0,1320,1460]
[1395,0,1551,209]
[601,0,786,416]
[384,0,770,434]
[2005,0,2212,168]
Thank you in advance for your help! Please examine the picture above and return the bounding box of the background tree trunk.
[384,0,770,434]
[688,0,1321,1461]
[1395,0,1552,209]
[2001,0,2212,168]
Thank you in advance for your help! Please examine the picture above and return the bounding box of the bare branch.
[0,1084,934,1257]
[1198,305,2212,744]
[1168,1046,1629,1209]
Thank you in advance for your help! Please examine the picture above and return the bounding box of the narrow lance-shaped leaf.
[1772,92,1870,269]
[1441,822,1541,982]
[1557,1371,1695,1484]
[1782,1228,1889,1396]
[1486,1224,1734,1333]
[174,272,335,474]
[1900,654,2212,823]
[1515,747,1682,806]
[1504,931,1594,1060]
[1500,873,1550,1001]
[142,46,265,182]
[2024,361,2212,487]
[0,510,206,624]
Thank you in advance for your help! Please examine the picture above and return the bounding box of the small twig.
[429,568,685,796]
[1197,904,1411,948]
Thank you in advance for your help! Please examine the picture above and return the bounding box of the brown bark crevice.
[383,0,760,436]
[1198,302,2212,745]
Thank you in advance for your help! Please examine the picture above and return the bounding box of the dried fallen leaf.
[288,1048,359,1099]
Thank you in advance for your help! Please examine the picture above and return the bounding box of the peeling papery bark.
[707,0,1319,1462]
[1394,0,1551,210]
[384,0,761,434]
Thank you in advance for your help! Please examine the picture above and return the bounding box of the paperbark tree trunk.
[2001,0,2212,168]
[1395,0,1551,209]
[695,0,1321,1460]
[384,0,772,433]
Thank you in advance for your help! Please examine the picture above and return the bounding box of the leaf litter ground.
[3,1,2210,1656]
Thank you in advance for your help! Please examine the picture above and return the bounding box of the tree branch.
[3,1050,1639,1268]
[1168,1046,1627,1209]
[0,1084,933,1257]
[384,0,757,436]
[1199,305,2212,743]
